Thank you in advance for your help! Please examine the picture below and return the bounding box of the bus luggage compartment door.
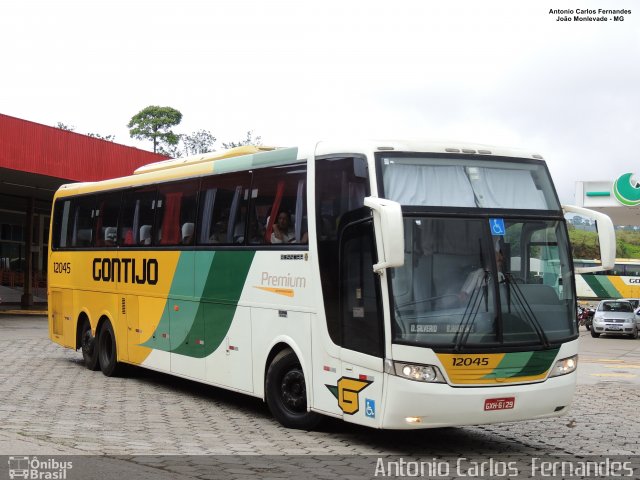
[50,289,74,348]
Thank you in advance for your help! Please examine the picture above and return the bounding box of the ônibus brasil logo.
[614,173,640,206]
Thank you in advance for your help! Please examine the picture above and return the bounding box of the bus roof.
[54,146,299,198]
[53,140,547,198]
[132,145,278,175]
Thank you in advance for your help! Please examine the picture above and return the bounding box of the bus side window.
[340,219,383,357]
[69,195,96,248]
[197,173,250,245]
[52,199,71,248]
[249,164,307,245]
[94,192,121,248]
[156,180,198,246]
[119,187,157,246]
[315,156,370,345]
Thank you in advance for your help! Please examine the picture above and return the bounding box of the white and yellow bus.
[48,141,615,430]
[574,259,640,300]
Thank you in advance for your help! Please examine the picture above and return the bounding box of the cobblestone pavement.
[0,318,639,479]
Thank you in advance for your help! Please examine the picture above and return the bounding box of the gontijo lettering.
[92,257,158,285]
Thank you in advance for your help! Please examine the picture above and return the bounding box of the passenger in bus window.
[271,211,296,243]
[248,216,265,244]
[209,211,229,243]
[271,211,308,244]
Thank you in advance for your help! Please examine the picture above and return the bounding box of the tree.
[182,129,217,155]
[127,106,182,153]
[87,133,115,142]
[222,130,262,149]
[157,144,183,158]
[55,122,75,131]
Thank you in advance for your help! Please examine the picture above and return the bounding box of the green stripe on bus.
[214,148,299,174]
[140,251,210,352]
[143,251,255,358]
[483,351,533,379]
[582,275,621,298]
[585,191,610,197]
[517,349,559,376]
[482,349,558,379]
[172,251,255,358]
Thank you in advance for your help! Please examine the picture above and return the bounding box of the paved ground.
[0,316,638,479]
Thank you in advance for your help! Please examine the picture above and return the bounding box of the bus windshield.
[390,216,576,349]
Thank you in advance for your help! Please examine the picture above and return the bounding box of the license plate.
[607,325,622,331]
[484,397,515,411]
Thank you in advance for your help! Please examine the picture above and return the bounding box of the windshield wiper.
[504,275,551,348]
[453,271,488,352]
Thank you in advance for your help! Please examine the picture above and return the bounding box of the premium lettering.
[92,258,158,285]
[261,271,306,288]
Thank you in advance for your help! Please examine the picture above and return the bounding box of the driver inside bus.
[458,248,505,304]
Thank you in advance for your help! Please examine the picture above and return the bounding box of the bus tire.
[98,320,122,377]
[265,349,322,430]
[80,318,99,371]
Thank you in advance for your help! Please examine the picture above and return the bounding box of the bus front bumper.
[381,372,576,429]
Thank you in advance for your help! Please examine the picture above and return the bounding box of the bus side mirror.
[562,205,616,273]
[364,197,405,272]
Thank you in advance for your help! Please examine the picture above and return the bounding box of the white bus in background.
[48,141,615,430]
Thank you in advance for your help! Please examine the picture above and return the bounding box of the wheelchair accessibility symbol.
[365,398,376,418]
[489,218,505,236]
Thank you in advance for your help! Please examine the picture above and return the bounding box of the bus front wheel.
[80,319,99,371]
[98,320,122,377]
[265,349,322,430]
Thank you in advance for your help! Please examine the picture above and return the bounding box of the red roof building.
[0,113,169,307]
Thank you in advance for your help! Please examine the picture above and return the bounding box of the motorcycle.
[578,306,595,330]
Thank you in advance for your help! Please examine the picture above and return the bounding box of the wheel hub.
[82,330,95,355]
[280,369,306,412]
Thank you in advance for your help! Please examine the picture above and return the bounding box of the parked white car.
[591,300,638,339]
[617,298,640,330]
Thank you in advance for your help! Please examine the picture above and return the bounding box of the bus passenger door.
[338,218,385,428]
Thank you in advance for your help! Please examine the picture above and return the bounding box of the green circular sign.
[614,173,640,206]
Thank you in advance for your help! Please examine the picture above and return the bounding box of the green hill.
[568,225,640,259]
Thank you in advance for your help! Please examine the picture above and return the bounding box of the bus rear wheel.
[80,319,99,371]
[98,320,122,377]
[266,349,322,430]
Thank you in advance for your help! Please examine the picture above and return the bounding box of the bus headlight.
[385,359,445,383]
[549,355,578,377]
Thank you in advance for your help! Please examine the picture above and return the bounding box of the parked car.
[591,300,638,339]
[618,298,640,330]
[619,298,640,309]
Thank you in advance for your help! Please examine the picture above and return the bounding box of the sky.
[1,0,638,204]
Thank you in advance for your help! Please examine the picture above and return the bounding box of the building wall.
[0,113,170,300]
[0,113,168,181]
